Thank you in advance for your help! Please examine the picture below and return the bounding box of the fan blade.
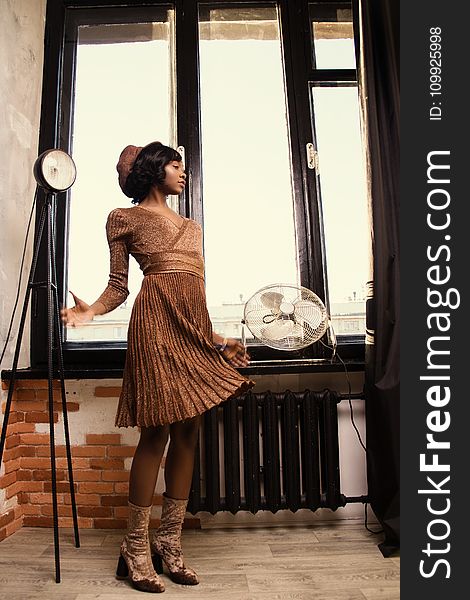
[292,299,325,329]
[260,291,284,311]
[262,319,294,341]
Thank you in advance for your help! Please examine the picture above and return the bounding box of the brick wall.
[0,379,200,542]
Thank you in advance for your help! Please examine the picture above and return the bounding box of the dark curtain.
[352,0,400,555]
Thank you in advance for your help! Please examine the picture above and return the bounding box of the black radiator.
[188,389,345,514]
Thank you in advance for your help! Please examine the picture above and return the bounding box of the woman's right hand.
[60,292,94,327]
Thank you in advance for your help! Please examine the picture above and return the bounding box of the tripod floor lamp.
[0,149,80,583]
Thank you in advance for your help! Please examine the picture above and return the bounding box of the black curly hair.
[124,142,182,203]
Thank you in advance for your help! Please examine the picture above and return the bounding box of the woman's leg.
[117,426,170,593]
[150,415,201,585]
[129,425,170,506]
[164,415,201,499]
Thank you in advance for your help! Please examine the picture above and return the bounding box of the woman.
[61,141,254,593]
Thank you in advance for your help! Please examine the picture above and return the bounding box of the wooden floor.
[0,521,399,600]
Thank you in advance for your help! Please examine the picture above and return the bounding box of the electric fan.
[242,283,332,351]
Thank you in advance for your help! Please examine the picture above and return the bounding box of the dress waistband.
[142,250,204,279]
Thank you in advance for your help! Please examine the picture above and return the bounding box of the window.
[307,1,368,339]
[32,0,366,370]
[67,8,176,344]
[198,5,299,339]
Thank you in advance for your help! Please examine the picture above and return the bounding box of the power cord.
[320,338,383,535]
[0,189,38,369]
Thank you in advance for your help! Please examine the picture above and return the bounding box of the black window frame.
[31,0,365,372]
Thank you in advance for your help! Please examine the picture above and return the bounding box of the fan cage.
[243,284,328,351]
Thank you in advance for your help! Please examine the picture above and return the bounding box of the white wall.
[0,0,47,371]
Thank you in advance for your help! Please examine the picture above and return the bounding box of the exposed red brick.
[107,446,136,457]
[4,446,36,462]
[0,471,17,489]
[58,517,93,528]
[23,516,53,527]
[44,482,77,494]
[72,446,106,458]
[90,458,124,470]
[25,412,58,424]
[36,445,67,457]
[86,433,121,445]
[59,402,80,412]
[21,504,42,516]
[0,509,15,529]
[78,506,113,518]
[20,457,51,470]
[19,433,50,446]
[69,470,101,482]
[10,400,47,412]
[5,434,20,449]
[16,470,33,481]
[29,492,64,505]
[32,469,66,481]
[102,471,129,482]
[101,495,128,507]
[19,481,44,493]
[15,389,36,401]
[78,482,114,494]
[94,386,122,398]
[93,518,127,529]
[5,517,23,537]
[0,410,23,423]
[114,482,129,494]
[16,379,58,390]
[57,458,90,469]
[113,506,129,519]
[1,446,22,461]
[52,401,78,412]
[17,491,29,504]
[41,505,77,517]
[35,389,64,401]
[65,468,101,482]
[6,482,22,499]
[64,493,100,506]
[8,422,37,434]
[4,458,21,474]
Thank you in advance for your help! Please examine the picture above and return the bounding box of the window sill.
[1,358,364,382]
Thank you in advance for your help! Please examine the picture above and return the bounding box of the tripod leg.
[0,200,48,464]
[50,206,80,549]
[46,197,61,584]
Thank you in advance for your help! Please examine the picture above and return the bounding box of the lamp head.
[33,149,76,192]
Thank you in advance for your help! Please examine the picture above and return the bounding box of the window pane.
[310,84,368,336]
[67,14,175,342]
[198,4,299,340]
[309,2,355,70]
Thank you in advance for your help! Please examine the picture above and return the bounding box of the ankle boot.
[116,501,165,593]
[150,495,199,585]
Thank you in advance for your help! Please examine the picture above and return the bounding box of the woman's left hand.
[220,338,250,368]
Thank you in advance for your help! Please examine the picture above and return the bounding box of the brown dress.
[97,205,254,427]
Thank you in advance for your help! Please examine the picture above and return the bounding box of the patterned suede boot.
[116,502,165,593]
[150,495,199,585]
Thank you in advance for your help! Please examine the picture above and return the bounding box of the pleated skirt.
[115,272,255,427]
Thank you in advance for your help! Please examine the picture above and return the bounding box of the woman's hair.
[124,142,182,203]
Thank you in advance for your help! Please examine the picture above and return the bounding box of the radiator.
[188,389,345,514]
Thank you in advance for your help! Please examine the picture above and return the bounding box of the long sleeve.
[95,208,130,312]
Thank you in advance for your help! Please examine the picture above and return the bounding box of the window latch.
[177,145,185,167]
[306,143,319,173]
